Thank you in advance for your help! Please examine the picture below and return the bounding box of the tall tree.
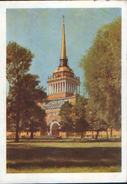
[79,17,121,132]
[7,42,47,142]
[59,101,73,138]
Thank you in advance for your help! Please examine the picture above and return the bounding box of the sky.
[6,8,121,96]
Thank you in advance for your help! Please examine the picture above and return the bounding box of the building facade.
[43,16,80,137]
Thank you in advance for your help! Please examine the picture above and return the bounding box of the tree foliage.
[86,108,107,139]
[79,17,121,131]
[7,42,34,84]
[18,74,47,139]
[71,95,89,138]
[59,95,89,138]
[59,101,73,138]
[7,42,47,141]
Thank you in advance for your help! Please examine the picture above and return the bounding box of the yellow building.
[43,16,80,137]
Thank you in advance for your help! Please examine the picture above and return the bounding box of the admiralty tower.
[43,16,80,137]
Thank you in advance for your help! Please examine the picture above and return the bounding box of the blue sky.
[6,8,121,95]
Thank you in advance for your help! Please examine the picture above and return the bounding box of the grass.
[7,140,121,173]
[7,166,121,173]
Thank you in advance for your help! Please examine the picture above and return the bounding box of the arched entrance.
[52,123,59,136]
[49,120,60,137]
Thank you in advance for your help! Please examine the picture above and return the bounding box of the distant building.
[42,16,80,137]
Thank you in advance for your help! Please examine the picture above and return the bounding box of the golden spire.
[60,16,67,60]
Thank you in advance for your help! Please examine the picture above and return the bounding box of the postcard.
[0,1,127,183]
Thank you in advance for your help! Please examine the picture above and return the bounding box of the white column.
[65,81,66,92]
[57,82,58,93]
[52,84,53,94]
[55,83,56,93]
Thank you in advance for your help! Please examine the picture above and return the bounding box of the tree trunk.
[95,130,99,139]
[92,131,94,138]
[107,129,108,139]
[84,131,86,138]
[66,131,69,139]
[15,85,20,143]
[30,123,34,139]
[15,111,19,142]
[111,127,113,138]
[81,132,83,139]
[30,131,33,139]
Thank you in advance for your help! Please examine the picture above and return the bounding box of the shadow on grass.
[7,147,121,169]
[7,138,121,143]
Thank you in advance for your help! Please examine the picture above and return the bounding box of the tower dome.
[54,66,74,73]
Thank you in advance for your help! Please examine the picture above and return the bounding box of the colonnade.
[47,81,80,95]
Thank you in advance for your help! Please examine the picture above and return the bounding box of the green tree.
[86,108,107,139]
[79,17,121,133]
[59,101,73,138]
[7,96,16,133]
[18,74,47,139]
[21,104,47,139]
[71,95,89,139]
[7,42,47,142]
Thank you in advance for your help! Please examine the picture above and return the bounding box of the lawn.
[7,139,121,173]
